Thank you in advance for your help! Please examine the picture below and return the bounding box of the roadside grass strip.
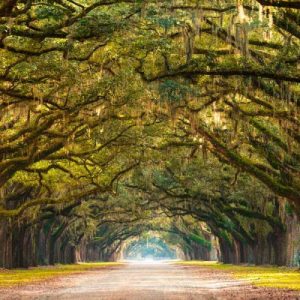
[0,262,122,287]
[175,261,300,290]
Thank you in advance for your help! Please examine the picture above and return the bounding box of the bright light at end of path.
[120,258,180,264]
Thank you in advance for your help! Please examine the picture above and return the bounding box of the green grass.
[175,261,300,290]
[2,261,299,291]
[0,262,122,287]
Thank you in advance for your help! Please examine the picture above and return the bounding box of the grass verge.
[0,262,122,288]
[175,261,300,290]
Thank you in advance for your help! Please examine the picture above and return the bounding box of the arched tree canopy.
[0,0,299,267]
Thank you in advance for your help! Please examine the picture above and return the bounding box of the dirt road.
[1,262,299,299]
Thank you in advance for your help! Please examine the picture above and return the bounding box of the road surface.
[1,262,299,299]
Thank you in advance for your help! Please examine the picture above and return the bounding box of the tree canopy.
[0,0,299,267]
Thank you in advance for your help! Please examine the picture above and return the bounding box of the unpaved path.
[1,262,299,299]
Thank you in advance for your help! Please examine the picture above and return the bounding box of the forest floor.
[0,261,299,299]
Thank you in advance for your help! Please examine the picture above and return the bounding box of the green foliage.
[0,0,299,270]
[285,202,294,216]
[73,15,115,38]
[156,17,178,30]
[35,6,65,21]
[159,80,191,103]
[124,237,176,259]
[152,169,178,189]
[189,233,211,250]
